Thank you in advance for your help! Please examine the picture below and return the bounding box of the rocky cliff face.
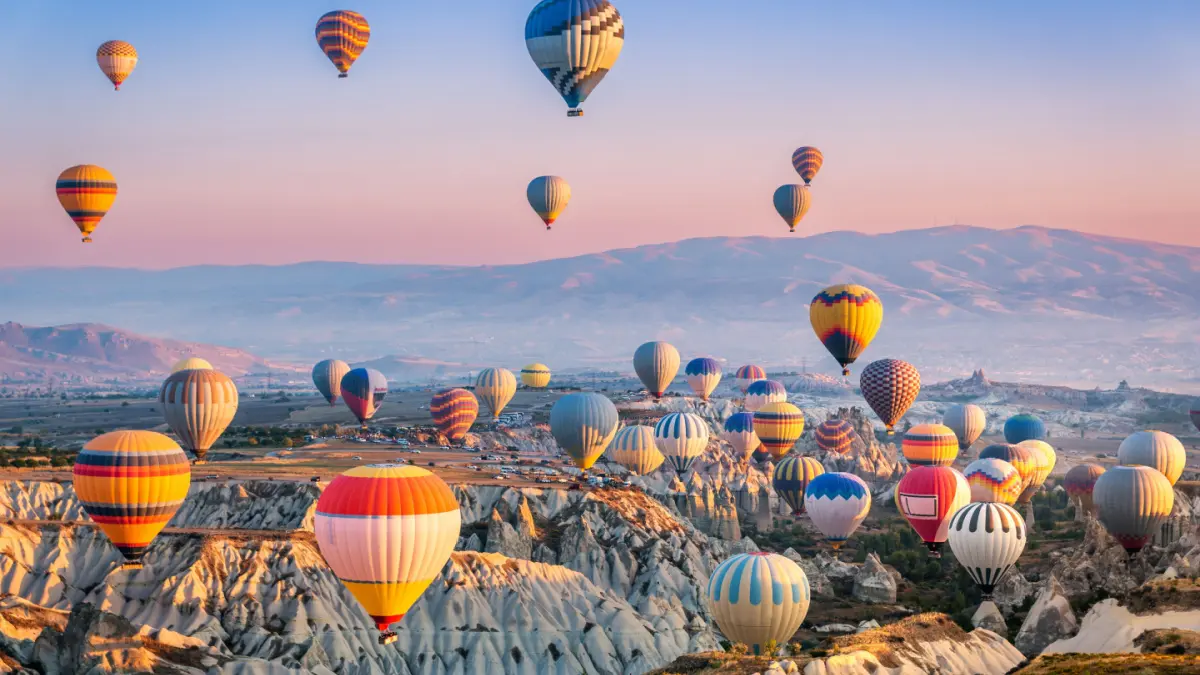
[0,479,742,675]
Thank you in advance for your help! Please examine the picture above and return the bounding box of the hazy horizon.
[2,1,1198,268]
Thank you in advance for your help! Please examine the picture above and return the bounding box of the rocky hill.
[0,322,269,384]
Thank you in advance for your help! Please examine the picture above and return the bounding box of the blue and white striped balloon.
[804,472,872,549]
[707,552,811,655]
[721,412,761,461]
[744,379,787,413]
[654,412,710,474]
[525,0,625,115]
[685,357,723,401]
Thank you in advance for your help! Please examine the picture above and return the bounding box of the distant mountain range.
[2,226,1198,389]
[0,322,266,384]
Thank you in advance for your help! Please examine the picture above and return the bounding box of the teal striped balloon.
[706,552,811,655]
[550,392,618,471]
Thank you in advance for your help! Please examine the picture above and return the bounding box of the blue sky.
[1,1,1198,267]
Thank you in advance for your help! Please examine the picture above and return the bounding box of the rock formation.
[991,566,1033,615]
[1014,575,1079,656]
[852,553,898,604]
[971,600,1008,637]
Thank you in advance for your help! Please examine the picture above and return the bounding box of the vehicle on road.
[352,456,362,460]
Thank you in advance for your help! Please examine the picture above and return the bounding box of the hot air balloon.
[655,412,710,474]
[964,458,1022,505]
[171,357,212,373]
[520,363,552,388]
[1003,414,1045,444]
[1094,465,1174,554]
[160,369,239,464]
[810,285,883,377]
[1118,430,1185,485]
[860,359,920,434]
[608,425,664,475]
[896,466,970,556]
[791,146,824,185]
[943,404,985,452]
[773,455,824,516]
[1064,463,1106,517]
[744,379,787,413]
[947,502,1026,597]
[527,176,571,230]
[814,419,857,456]
[978,444,1037,501]
[772,185,812,233]
[685,357,722,401]
[707,553,811,656]
[550,392,619,471]
[1016,440,1057,502]
[314,464,459,645]
[73,430,190,568]
[312,359,351,406]
[96,41,137,90]
[315,10,370,78]
[1190,408,1200,434]
[56,165,117,243]
[753,402,805,461]
[633,341,680,400]
[525,0,624,117]
[804,472,871,550]
[722,412,761,461]
[734,365,767,392]
[341,368,387,427]
[901,424,959,467]
[430,388,479,442]
[475,368,517,420]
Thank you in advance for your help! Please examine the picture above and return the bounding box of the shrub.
[763,639,779,656]
[727,642,749,656]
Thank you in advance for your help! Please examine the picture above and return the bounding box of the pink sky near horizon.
[1,1,1198,269]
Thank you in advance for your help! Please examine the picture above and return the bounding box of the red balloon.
[896,465,970,556]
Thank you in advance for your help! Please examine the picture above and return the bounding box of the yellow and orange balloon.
[56,165,117,243]
[73,431,191,568]
[315,10,370,78]
[809,284,883,376]
[96,40,138,90]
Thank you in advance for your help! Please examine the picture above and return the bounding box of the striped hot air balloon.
[655,412,710,474]
[341,368,388,427]
[773,455,824,516]
[315,10,370,77]
[943,404,986,452]
[685,357,722,401]
[73,431,191,568]
[947,502,1026,597]
[804,472,871,550]
[810,285,883,377]
[312,359,351,406]
[860,359,920,434]
[1003,414,1046,444]
[56,165,117,243]
[1095,465,1175,553]
[814,419,857,456]
[722,412,761,461]
[520,363,552,388]
[634,341,680,400]
[772,184,812,233]
[964,458,1022,505]
[476,368,518,420]
[707,553,811,656]
[607,425,664,475]
[1118,430,1186,486]
[314,465,459,645]
[525,0,624,117]
[901,424,958,467]
[791,146,824,185]
[550,392,619,471]
[1017,440,1057,502]
[978,444,1037,502]
[753,402,805,461]
[527,176,571,229]
[734,365,767,393]
[896,466,970,555]
[1064,463,1105,517]
[96,40,138,90]
[159,369,239,464]
[744,379,787,413]
[430,388,479,442]
[171,357,212,373]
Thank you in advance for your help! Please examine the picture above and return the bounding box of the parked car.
[352,456,362,460]
[411,450,421,454]
[310,477,321,483]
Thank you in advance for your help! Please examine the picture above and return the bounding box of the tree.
[763,639,779,656]
[283,437,294,448]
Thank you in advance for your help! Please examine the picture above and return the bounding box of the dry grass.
[643,652,775,675]
[829,613,965,668]
[1135,629,1200,656]
[1015,653,1200,674]
[1125,578,1200,615]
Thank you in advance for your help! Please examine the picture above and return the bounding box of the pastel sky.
[1,1,1198,269]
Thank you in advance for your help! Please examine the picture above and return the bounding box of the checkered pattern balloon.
[859,359,920,433]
